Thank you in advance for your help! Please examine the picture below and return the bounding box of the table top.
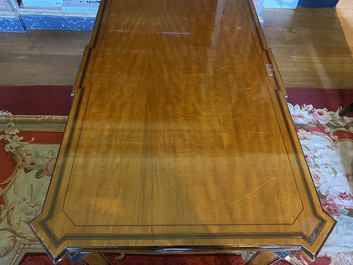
[31,0,335,262]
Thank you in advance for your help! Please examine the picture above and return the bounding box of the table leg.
[247,252,279,265]
[82,253,110,265]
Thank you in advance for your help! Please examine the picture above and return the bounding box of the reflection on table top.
[30,0,335,263]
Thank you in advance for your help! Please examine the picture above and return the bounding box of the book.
[61,0,100,13]
[21,0,63,8]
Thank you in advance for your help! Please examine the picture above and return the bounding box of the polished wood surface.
[0,30,90,86]
[30,0,335,263]
[262,7,353,88]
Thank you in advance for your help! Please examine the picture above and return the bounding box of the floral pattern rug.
[1,87,353,265]
[286,102,353,265]
[0,112,67,265]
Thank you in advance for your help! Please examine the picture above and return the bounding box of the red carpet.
[0,86,73,115]
[20,253,247,265]
[2,86,352,265]
[286,87,353,114]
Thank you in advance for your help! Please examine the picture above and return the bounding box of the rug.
[284,88,353,264]
[1,86,353,265]
[0,86,72,265]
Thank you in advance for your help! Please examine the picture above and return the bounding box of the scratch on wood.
[230,177,276,205]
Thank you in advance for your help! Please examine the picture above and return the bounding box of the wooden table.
[30,0,335,264]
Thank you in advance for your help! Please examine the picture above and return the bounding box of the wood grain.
[0,30,90,86]
[262,8,353,88]
[30,0,335,263]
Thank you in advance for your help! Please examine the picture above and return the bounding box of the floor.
[0,4,352,88]
[262,5,353,88]
[0,30,91,86]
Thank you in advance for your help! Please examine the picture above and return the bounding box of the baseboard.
[0,8,95,31]
[0,11,25,32]
[297,0,339,7]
